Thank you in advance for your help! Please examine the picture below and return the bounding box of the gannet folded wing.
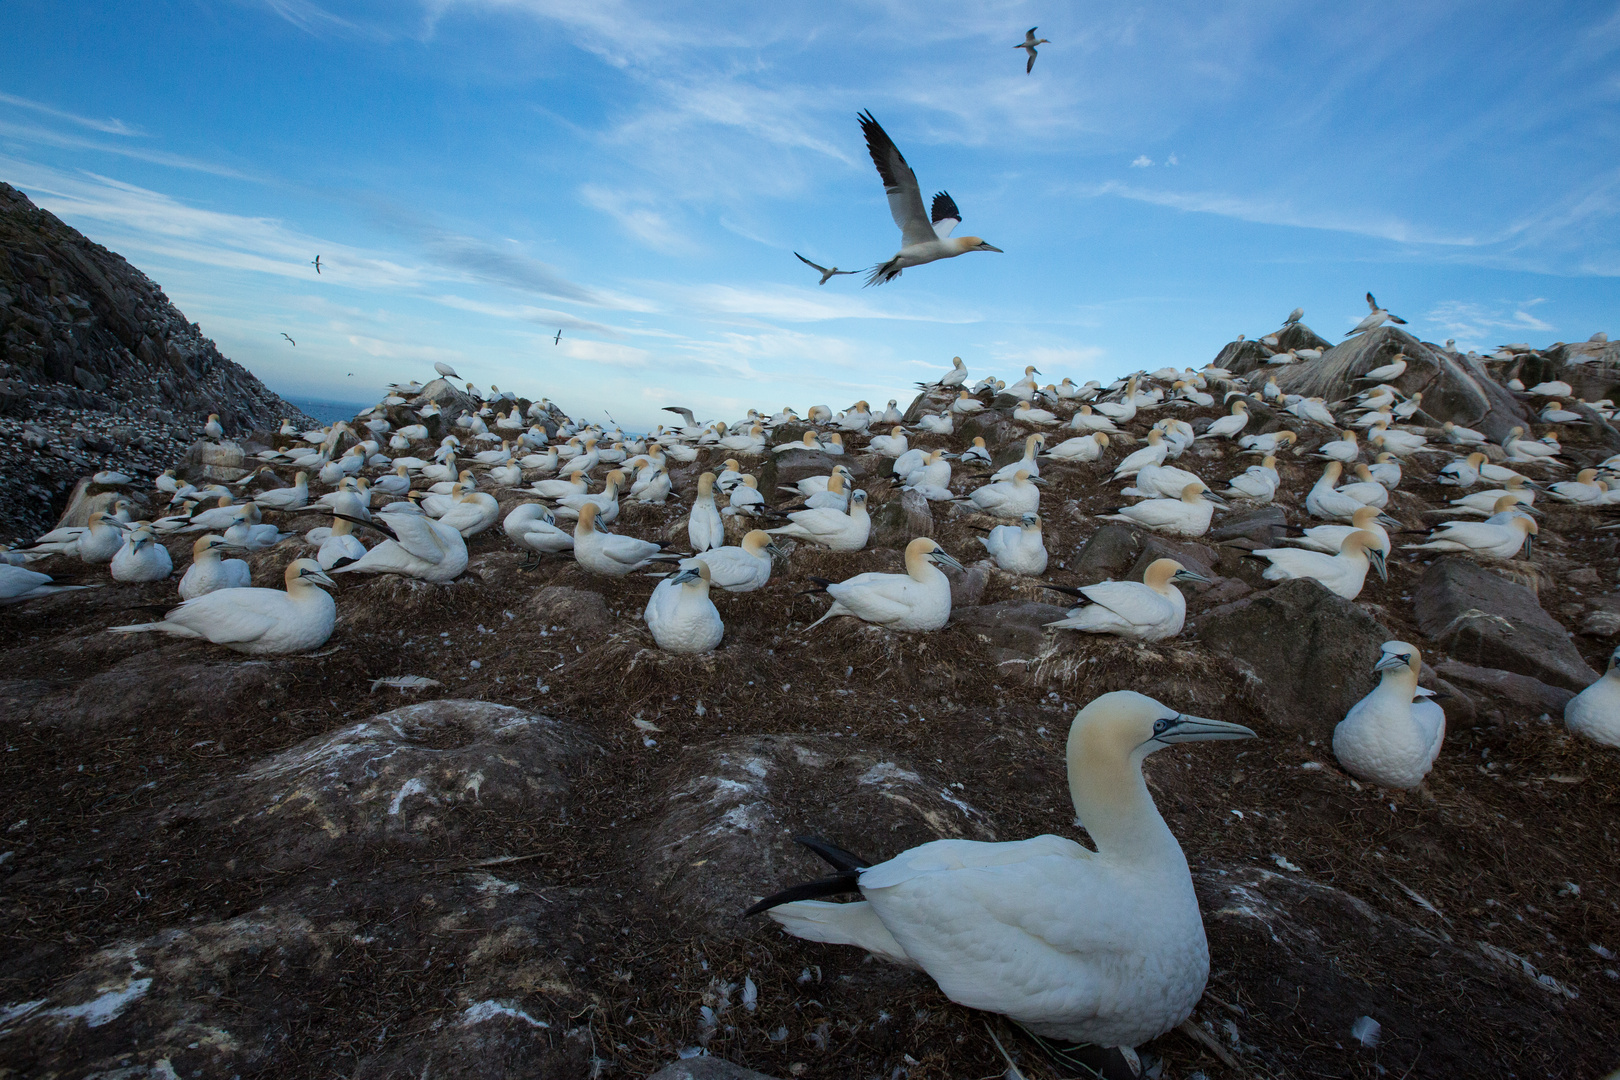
[1076,580,1177,627]
[860,110,935,248]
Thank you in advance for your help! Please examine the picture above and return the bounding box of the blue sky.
[2,1,1616,430]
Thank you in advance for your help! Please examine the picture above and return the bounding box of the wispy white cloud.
[655,283,980,325]
[0,92,143,136]
[578,184,694,254]
[1426,299,1557,350]
[1130,156,1153,168]
[0,120,259,180]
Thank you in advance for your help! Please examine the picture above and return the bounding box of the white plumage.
[977,513,1047,575]
[1334,643,1445,790]
[110,559,337,655]
[1045,559,1205,641]
[644,562,724,653]
[178,534,252,599]
[806,538,962,632]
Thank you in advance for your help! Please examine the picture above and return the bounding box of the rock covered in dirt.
[1432,660,1575,723]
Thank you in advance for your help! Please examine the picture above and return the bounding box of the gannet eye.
[1153,717,1173,735]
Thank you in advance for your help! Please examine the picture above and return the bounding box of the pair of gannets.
[805,537,962,632]
[110,525,173,582]
[978,513,1047,575]
[1255,530,1386,599]
[1405,512,1537,561]
[179,535,252,598]
[1334,642,1444,789]
[111,559,337,655]
[767,490,871,551]
[330,501,469,582]
[644,562,723,653]
[1046,559,1208,641]
[750,690,1254,1047]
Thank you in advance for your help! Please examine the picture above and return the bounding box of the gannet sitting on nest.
[1566,646,1620,748]
[0,564,91,604]
[1221,455,1279,503]
[747,690,1254,1048]
[1334,642,1444,789]
[1111,429,1167,479]
[1102,483,1218,538]
[314,515,367,571]
[329,500,468,583]
[1198,400,1250,440]
[767,490,871,552]
[110,525,173,582]
[572,502,680,576]
[804,537,962,631]
[992,434,1046,481]
[179,535,252,599]
[1045,432,1110,463]
[977,512,1047,575]
[110,559,337,655]
[1254,530,1386,599]
[688,530,780,593]
[1404,511,1536,561]
[1284,505,1394,557]
[1045,559,1208,641]
[857,111,1002,285]
[644,561,724,654]
[964,470,1044,518]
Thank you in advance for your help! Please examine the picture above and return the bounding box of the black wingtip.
[742,870,862,917]
[330,556,359,569]
[795,835,872,871]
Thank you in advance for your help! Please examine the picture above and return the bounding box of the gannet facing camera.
[1333,642,1444,790]
[110,525,173,583]
[747,690,1254,1048]
[1565,646,1620,748]
[804,537,962,632]
[110,559,337,655]
[1045,558,1208,641]
[644,561,724,654]
[178,534,252,599]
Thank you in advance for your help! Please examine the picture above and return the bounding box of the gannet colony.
[3,196,1620,1080]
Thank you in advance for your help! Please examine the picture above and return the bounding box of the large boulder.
[1433,660,1575,724]
[1192,578,1391,734]
[411,377,482,424]
[1271,328,1531,440]
[1413,559,1599,691]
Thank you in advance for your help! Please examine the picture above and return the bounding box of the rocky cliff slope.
[0,182,311,539]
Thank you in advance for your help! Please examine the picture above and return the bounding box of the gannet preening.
[110,525,173,583]
[434,362,462,380]
[689,531,780,593]
[804,537,962,632]
[329,501,468,583]
[573,502,679,576]
[1334,642,1444,790]
[110,559,337,655]
[0,564,90,605]
[767,490,871,551]
[1345,292,1408,337]
[688,472,726,552]
[1404,513,1537,561]
[644,562,724,654]
[1045,559,1208,641]
[858,111,1002,286]
[178,534,252,599]
[1566,646,1620,748]
[794,252,858,285]
[1015,26,1049,72]
[978,512,1048,575]
[748,690,1254,1047]
[503,503,574,566]
[1253,530,1386,600]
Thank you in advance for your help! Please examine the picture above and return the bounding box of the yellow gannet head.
[1373,641,1421,679]
[286,558,336,591]
[954,236,1003,254]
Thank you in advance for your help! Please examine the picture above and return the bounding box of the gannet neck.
[1066,717,1180,862]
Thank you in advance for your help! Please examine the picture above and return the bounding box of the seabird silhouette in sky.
[554,329,562,345]
[311,255,322,274]
[795,252,859,285]
[281,333,296,346]
[1016,27,1049,73]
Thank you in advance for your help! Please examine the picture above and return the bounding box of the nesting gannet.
[1334,642,1444,790]
[749,690,1254,1046]
[179,534,252,599]
[1046,559,1208,641]
[1238,429,1297,455]
[978,513,1048,575]
[1285,506,1394,557]
[1548,469,1608,504]
[1315,430,1360,464]
[1526,380,1573,397]
[62,511,128,564]
[1503,426,1562,464]
[1339,464,1391,508]
[203,414,225,440]
[223,506,291,551]
[1357,354,1408,383]
[783,464,854,499]
[1069,406,1120,434]
[0,564,90,604]
[917,355,970,390]
[774,431,824,454]
[573,502,679,575]
[532,471,590,500]
[1222,455,1279,503]
[688,472,726,552]
[724,476,766,517]
[858,111,1002,285]
[965,470,1044,518]
[644,562,724,653]
[1345,292,1407,336]
[251,471,310,512]
[1123,463,1214,502]
[108,525,173,582]
[1103,483,1217,538]
[552,470,626,524]
[503,503,574,564]
[1013,402,1059,427]
[1437,451,1486,487]
[1254,530,1386,600]
[804,467,854,510]
[1367,452,1402,488]
[992,434,1046,481]
[949,390,986,416]
[1306,462,1369,522]
[1565,646,1620,748]
[1404,513,1536,561]
[1046,432,1110,463]
[767,490,871,551]
[110,559,336,655]
[314,515,367,570]
[959,436,993,466]
[329,502,468,583]
[688,530,780,593]
[1110,431,1169,480]
[805,537,962,631]
[1015,26,1049,72]
[1539,400,1585,424]
[918,412,952,434]
[431,485,501,537]
[867,426,908,458]
[1445,480,1534,515]
[1199,400,1250,440]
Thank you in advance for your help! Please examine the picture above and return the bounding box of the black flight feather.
[795,834,872,871]
[930,191,960,226]
[743,871,861,916]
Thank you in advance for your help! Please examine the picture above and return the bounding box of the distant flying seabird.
[795,252,859,285]
[281,333,296,346]
[1016,27,1050,73]
[554,329,562,345]
[311,255,322,274]
[858,111,1002,286]
[1346,293,1408,337]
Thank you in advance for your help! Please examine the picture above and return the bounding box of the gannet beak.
[979,243,1004,253]
[1153,714,1257,744]
[1373,651,1411,673]
[1172,568,1212,585]
[305,568,339,588]
[929,549,966,573]
[1377,514,1402,528]
[765,542,786,559]
[1368,548,1389,581]
[1203,490,1229,505]
[670,567,703,585]
[1029,477,1051,487]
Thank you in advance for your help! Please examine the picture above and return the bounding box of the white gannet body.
[690,530,779,593]
[110,526,173,583]
[1238,430,1298,456]
[1503,426,1561,463]
[1284,506,1393,557]
[1437,452,1485,487]
[1305,462,1366,522]
[110,559,337,655]
[75,511,128,564]
[1199,400,1250,440]
[1103,483,1217,538]
[1045,433,1110,463]
[688,472,726,552]
[1123,463,1207,501]
[1315,429,1360,463]
[1333,642,1444,790]
[552,470,626,524]
[723,476,765,516]
[1442,422,1488,447]
[978,513,1048,575]
[330,501,468,583]
[644,562,724,654]
[751,691,1254,1046]
[1111,430,1167,479]
[253,472,310,511]
[503,503,574,557]
[1069,406,1120,434]
[1566,646,1620,748]
[992,435,1047,481]
[1405,513,1537,562]
[572,502,674,576]
[315,516,367,570]
[1345,292,1407,336]
[867,426,908,458]
[966,471,1044,519]
[0,564,90,604]
[1046,559,1206,641]
[767,490,871,552]
[178,535,251,599]
[1222,456,1279,503]
[1357,354,1408,383]
[806,537,962,632]
[1254,530,1386,600]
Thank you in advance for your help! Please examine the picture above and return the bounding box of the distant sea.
[284,398,370,425]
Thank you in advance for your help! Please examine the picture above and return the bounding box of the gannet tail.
[864,258,902,287]
[108,620,196,637]
[764,900,915,966]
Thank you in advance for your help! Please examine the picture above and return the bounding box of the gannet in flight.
[1345,292,1407,336]
[795,252,858,285]
[281,333,296,346]
[858,111,1002,286]
[747,691,1254,1046]
[1015,27,1049,73]
[554,329,562,345]
[311,254,322,274]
